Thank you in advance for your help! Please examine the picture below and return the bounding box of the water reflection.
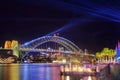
[22,64,29,80]
[0,63,99,80]
[0,64,3,80]
[0,64,20,80]
[61,75,95,80]
[66,76,70,80]
[9,64,19,80]
[88,76,92,80]
[0,64,61,80]
[60,64,97,80]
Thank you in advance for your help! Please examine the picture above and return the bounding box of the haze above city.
[0,0,120,53]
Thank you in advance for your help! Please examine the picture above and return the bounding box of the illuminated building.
[4,40,12,49]
[11,40,19,58]
[116,41,120,60]
[4,40,19,58]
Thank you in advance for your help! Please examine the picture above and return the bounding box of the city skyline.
[0,0,120,53]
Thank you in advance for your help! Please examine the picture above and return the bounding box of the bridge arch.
[21,36,81,52]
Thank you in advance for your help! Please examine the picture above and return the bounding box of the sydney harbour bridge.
[2,35,95,63]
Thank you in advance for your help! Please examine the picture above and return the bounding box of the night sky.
[0,0,120,53]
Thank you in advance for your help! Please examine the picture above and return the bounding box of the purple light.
[116,41,120,60]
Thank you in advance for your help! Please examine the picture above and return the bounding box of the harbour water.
[1,63,119,80]
[0,64,61,80]
[0,63,95,80]
[110,64,120,80]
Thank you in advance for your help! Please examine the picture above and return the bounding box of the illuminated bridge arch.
[21,36,80,52]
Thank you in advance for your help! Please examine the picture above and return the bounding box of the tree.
[95,48,116,63]
[95,52,102,63]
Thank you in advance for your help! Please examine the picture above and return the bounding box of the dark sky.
[0,0,120,53]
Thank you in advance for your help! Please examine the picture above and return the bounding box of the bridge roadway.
[19,48,96,57]
[0,48,95,57]
[0,47,76,54]
[19,48,77,54]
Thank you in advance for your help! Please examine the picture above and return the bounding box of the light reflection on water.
[0,64,95,80]
[0,64,61,80]
[66,76,70,80]
[9,64,19,80]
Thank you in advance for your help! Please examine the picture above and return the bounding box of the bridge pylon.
[4,40,19,58]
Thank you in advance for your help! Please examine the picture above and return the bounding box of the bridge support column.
[11,40,19,58]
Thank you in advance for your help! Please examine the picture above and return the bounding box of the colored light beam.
[21,18,91,47]
[19,0,120,47]
[18,0,120,22]
[46,19,88,36]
